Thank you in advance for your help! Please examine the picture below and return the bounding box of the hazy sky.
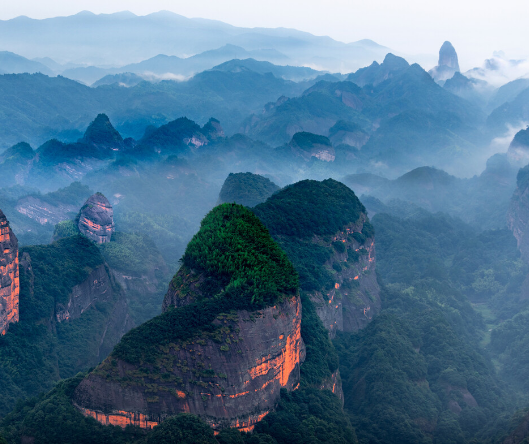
[1,0,528,69]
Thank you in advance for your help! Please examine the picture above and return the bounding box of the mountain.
[218,172,280,207]
[429,41,460,82]
[91,72,144,87]
[0,209,19,335]
[73,203,304,431]
[64,46,300,85]
[347,53,410,87]
[487,78,529,111]
[212,58,323,81]
[0,68,305,149]
[344,160,517,230]
[488,86,529,135]
[0,51,53,75]
[242,80,369,146]
[507,127,529,164]
[80,113,125,150]
[0,12,388,72]
[443,72,493,108]
[243,57,485,174]
[278,132,336,162]
[253,179,380,335]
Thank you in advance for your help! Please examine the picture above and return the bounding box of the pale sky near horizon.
[1,0,528,69]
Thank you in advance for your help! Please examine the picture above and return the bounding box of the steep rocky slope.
[0,209,19,335]
[73,204,305,432]
[78,193,115,243]
[254,179,380,337]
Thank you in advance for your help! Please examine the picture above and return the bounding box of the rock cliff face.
[310,214,379,337]
[74,294,304,431]
[78,193,115,243]
[73,204,305,432]
[0,209,19,335]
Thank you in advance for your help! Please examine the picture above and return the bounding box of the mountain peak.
[439,41,460,70]
[81,113,124,150]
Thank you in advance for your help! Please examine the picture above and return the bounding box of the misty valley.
[2,10,529,444]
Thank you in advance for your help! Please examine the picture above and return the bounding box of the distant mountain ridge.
[0,11,389,73]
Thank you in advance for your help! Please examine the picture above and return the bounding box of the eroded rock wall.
[0,210,19,335]
[74,295,305,432]
[310,215,380,337]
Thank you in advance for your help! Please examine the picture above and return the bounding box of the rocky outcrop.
[74,294,304,432]
[78,193,115,243]
[74,204,305,432]
[0,209,19,335]
[429,41,460,82]
[438,41,460,71]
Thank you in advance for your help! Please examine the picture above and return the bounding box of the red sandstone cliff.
[0,209,19,335]
[74,291,304,432]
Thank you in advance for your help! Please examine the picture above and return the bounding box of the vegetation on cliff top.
[253,179,365,238]
[181,203,298,306]
[111,203,298,364]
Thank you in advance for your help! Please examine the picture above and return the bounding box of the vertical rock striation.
[0,209,19,335]
[78,193,115,243]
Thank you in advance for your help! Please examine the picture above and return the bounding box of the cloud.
[465,53,529,87]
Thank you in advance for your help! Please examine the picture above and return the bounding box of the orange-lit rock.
[78,193,115,244]
[73,295,305,433]
[0,209,19,335]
